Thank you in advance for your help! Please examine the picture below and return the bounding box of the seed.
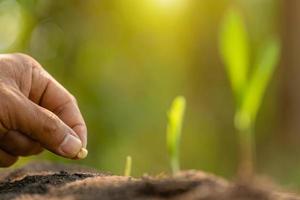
[77,148,88,159]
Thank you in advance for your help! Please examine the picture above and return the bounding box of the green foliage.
[236,38,280,130]
[124,156,132,177]
[219,7,280,130]
[219,7,280,176]
[219,7,249,103]
[167,96,186,174]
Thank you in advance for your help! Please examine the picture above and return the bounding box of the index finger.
[26,57,87,148]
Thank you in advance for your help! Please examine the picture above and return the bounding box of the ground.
[0,162,299,200]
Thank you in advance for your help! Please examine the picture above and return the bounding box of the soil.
[0,162,299,200]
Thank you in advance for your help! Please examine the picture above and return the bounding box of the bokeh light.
[0,0,23,51]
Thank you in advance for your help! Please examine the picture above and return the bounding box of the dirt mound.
[0,162,299,200]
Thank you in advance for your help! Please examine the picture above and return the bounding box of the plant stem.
[237,123,255,179]
[124,156,132,177]
[171,154,180,175]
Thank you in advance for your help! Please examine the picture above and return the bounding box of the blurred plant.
[167,96,186,174]
[124,156,132,177]
[219,7,280,178]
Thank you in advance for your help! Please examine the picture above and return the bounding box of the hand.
[0,53,87,167]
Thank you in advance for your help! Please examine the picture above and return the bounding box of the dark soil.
[0,162,299,200]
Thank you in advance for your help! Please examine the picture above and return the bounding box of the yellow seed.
[77,148,88,159]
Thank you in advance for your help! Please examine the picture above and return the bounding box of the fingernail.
[59,134,82,157]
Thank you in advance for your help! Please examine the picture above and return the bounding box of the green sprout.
[124,156,132,177]
[167,96,186,174]
[219,7,280,177]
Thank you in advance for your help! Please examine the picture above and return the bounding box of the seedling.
[166,96,186,174]
[219,7,280,177]
[124,156,132,177]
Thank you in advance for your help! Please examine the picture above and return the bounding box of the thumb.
[15,98,83,159]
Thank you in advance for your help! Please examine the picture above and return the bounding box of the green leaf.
[219,7,250,102]
[167,96,186,174]
[237,37,280,129]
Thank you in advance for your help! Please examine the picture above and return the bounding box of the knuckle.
[13,53,39,69]
[0,53,38,85]
[11,53,35,64]
[0,53,26,67]
[54,94,78,115]
[42,113,60,135]
[69,94,78,105]
[40,111,65,147]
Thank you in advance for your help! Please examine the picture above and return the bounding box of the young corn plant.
[166,96,186,175]
[124,156,132,177]
[219,7,280,178]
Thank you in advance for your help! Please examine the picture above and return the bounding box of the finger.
[14,96,83,159]
[28,60,87,147]
[0,149,18,167]
[52,100,87,148]
[0,130,43,156]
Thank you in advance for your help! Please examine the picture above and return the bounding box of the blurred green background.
[2,0,300,188]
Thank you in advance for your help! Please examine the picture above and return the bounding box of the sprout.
[124,156,132,177]
[167,96,186,174]
[219,7,280,178]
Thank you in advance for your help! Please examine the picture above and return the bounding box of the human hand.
[0,53,87,167]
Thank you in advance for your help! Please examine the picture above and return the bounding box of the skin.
[0,53,87,167]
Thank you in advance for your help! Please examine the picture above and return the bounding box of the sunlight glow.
[156,0,183,7]
[151,0,187,12]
